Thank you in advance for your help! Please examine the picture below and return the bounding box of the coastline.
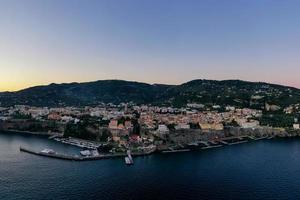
[19,134,297,162]
[2,128,300,162]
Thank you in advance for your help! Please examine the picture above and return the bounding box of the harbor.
[19,134,277,162]
[2,130,300,200]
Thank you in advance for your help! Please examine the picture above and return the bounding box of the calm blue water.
[1,131,300,200]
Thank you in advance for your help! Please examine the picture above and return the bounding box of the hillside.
[0,79,300,109]
[160,79,300,108]
[0,80,171,107]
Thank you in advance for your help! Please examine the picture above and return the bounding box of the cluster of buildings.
[0,102,299,145]
[139,106,262,130]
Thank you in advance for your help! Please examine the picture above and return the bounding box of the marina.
[53,137,101,149]
[19,134,286,162]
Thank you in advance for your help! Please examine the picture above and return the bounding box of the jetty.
[219,140,228,145]
[253,136,269,141]
[162,149,191,153]
[20,146,85,161]
[20,146,156,162]
[201,145,223,150]
[227,140,248,145]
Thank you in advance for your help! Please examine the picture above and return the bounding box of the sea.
[1,131,300,200]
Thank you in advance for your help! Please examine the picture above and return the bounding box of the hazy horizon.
[1,0,300,91]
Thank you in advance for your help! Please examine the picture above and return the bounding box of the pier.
[162,149,191,153]
[201,145,223,150]
[20,147,85,161]
[20,146,156,162]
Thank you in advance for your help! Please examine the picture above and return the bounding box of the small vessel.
[125,157,133,165]
[80,150,91,156]
[188,142,199,146]
[41,149,55,154]
[127,150,133,163]
[91,150,99,156]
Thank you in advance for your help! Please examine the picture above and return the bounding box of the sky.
[0,0,300,91]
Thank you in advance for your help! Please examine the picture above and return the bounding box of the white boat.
[127,150,134,163]
[41,149,55,154]
[125,157,133,165]
[80,150,91,156]
[91,150,99,156]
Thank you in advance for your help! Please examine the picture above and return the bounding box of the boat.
[41,149,55,154]
[80,150,91,156]
[127,150,134,164]
[125,157,133,165]
[188,142,199,146]
[91,150,99,156]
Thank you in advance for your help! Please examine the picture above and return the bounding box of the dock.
[20,146,156,162]
[20,146,85,161]
[162,149,191,153]
[201,145,223,150]
[219,140,228,145]
[227,140,248,145]
[253,136,268,141]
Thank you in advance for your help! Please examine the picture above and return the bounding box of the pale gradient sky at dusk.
[0,0,300,91]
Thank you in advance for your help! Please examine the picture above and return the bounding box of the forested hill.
[0,79,299,109]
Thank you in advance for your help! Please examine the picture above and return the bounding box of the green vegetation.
[99,129,111,142]
[64,117,99,140]
[189,123,200,129]
[167,123,176,131]
[99,119,110,126]
[259,114,294,128]
[117,116,131,125]
[132,118,140,135]
[224,119,239,127]
[12,112,32,120]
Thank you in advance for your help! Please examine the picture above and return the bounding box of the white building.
[293,124,300,130]
[237,119,260,129]
[175,123,190,130]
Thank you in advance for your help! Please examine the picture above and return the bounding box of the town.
[1,102,300,160]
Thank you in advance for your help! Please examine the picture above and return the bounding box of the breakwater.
[20,146,156,161]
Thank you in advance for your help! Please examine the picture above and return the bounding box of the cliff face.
[0,120,64,133]
[167,127,290,144]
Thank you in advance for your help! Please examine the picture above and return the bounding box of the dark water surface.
[1,131,300,200]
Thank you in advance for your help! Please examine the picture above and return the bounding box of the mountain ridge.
[1,79,300,108]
